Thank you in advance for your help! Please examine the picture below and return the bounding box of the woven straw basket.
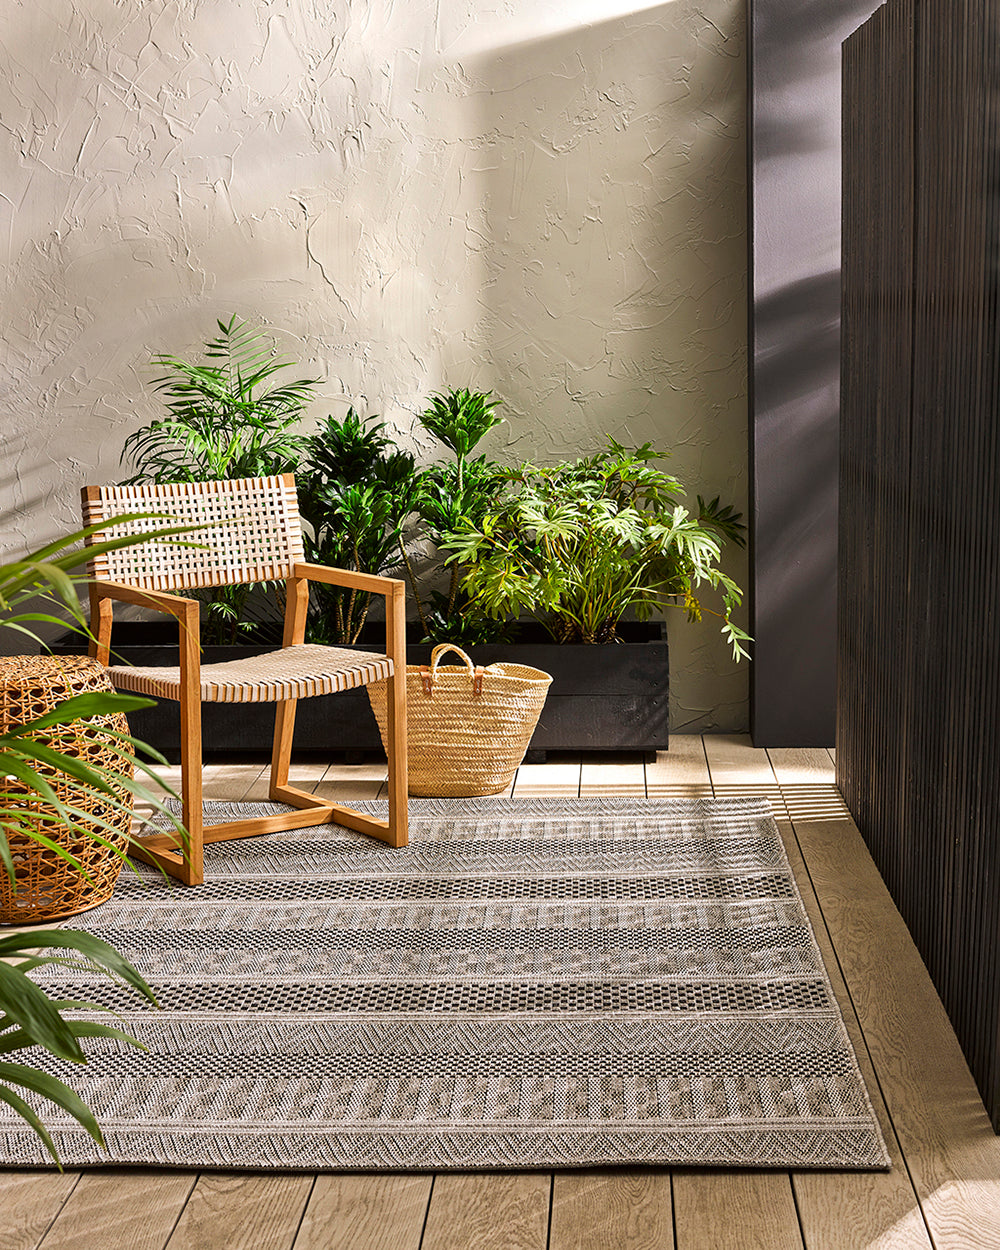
[0,655,133,924]
[368,643,552,797]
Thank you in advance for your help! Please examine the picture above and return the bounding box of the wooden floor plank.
[701,734,785,811]
[549,1171,674,1250]
[164,1174,313,1250]
[511,755,581,797]
[311,760,388,804]
[134,762,269,823]
[579,753,646,797]
[764,754,933,1250]
[0,1172,77,1250]
[202,762,270,801]
[420,1173,550,1250]
[36,1171,195,1250]
[293,1174,431,1250]
[644,736,712,798]
[671,1171,803,1250]
[769,751,1000,1249]
[137,762,184,799]
[241,760,333,802]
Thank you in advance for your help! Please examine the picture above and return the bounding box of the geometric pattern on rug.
[0,797,890,1171]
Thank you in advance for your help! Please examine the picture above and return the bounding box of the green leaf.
[0,964,84,1063]
[452,439,751,651]
[0,1083,61,1166]
[0,1063,105,1148]
[0,932,157,1007]
[0,1018,148,1057]
[124,316,317,486]
[3,692,155,736]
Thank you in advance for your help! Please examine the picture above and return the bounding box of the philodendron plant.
[444,440,751,657]
[0,519,198,1165]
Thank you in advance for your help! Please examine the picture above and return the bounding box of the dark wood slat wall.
[840,0,1000,1129]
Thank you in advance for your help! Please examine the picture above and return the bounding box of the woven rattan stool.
[0,655,133,924]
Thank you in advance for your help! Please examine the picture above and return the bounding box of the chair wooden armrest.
[90,579,200,617]
[88,580,200,667]
[292,562,405,599]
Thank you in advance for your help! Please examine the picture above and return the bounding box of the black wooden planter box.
[52,622,668,761]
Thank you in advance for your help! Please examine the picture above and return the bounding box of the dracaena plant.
[298,410,421,644]
[120,315,321,644]
[412,388,508,642]
[0,518,199,1165]
[443,440,751,657]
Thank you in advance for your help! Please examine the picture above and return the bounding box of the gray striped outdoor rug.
[0,797,890,1171]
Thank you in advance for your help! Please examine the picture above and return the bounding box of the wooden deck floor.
[3,735,999,1249]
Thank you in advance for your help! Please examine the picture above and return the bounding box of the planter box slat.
[51,624,668,760]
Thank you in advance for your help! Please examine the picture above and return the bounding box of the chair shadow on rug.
[81,473,408,886]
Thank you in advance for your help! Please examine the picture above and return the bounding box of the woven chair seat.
[108,643,392,704]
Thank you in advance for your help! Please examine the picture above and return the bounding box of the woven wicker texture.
[109,644,392,704]
[0,655,132,923]
[82,476,304,591]
[368,644,551,796]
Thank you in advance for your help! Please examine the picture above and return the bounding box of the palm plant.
[444,440,751,657]
[1,524,187,880]
[0,929,156,1165]
[298,410,421,643]
[121,315,321,643]
[122,315,317,482]
[0,519,199,1165]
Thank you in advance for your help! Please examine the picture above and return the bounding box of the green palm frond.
[122,316,318,486]
[0,519,191,1164]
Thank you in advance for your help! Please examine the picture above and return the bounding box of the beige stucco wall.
[1,0,748,731]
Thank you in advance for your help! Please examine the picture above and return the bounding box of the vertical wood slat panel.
[840,0,1000,1130]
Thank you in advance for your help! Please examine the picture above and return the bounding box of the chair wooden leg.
[269,698,297,798]
[385,670,409,849]
[179,689,204,886]
[132,692,203,884]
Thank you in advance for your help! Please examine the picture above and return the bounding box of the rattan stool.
[0,655,133,923]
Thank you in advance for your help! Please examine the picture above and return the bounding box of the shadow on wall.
[453,2,750,730]
[749,0,882,747]
[752,268,841,736]
[462,2,747,463]
[755,269,841,408]
[753,0,867,158]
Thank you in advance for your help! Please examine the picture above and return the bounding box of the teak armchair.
[81,474,407,886]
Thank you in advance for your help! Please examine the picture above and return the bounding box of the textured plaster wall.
[1,0,748,731]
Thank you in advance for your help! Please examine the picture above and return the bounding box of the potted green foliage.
[445,439,749,658]
[293,432,747,758]
[297,409,421,644]
[409,388,508,643]
[72,343,748,756]
[121,315,320,644]
[53,315,329,757]
[297,388,508,646]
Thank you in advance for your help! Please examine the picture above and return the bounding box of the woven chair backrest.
[82,475,305,591]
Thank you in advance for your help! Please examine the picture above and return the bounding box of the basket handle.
[421,643,485,697]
